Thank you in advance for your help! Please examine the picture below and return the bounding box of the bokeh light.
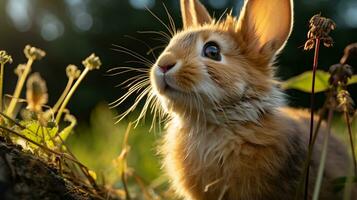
[6,0,33,32]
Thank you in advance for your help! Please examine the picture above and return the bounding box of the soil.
[0,136,97,200]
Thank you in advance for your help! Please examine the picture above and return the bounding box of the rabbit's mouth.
[163,76,181,92]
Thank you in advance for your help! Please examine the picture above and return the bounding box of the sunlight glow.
[129,0,155,9]
[6,0,32,32]
[64,0,93,31]
[344,3,357,28]
[39,12,64,41]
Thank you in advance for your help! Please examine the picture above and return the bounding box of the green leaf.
[20,120,59,149]
[281,70,330,93]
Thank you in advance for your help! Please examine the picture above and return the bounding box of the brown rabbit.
[123,0,355,199]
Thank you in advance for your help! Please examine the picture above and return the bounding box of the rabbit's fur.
[147,0,354,199]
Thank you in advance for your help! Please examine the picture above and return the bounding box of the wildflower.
[55,53,101,123]
[0,51,13,112]
[52,65,81,113]
[0,51,13,64]
[24,45,46,60]
[304,14,336,50]
[66,64,81,79]
[82,53,102,70]
[14,64,27,77]
[6,45,46,117]
[26,73,48,112]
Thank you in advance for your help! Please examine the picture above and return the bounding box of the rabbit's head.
[150,0,293,121]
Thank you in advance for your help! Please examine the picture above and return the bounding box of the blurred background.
[0,0,356,195]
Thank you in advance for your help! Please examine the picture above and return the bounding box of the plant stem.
[52,78,74,113]
[0,63,4,112]
[121,123,132,200]
[305,38,321,200]
[55,68,89,123]
[346,112,357,175]
[312,108,333,200]
[5,58,34,117]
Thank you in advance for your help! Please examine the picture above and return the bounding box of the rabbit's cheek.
[173,66,202,91]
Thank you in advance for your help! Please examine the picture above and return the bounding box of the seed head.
[82,53,101,70]
[304,14,336,50]
[14,64,27,77]
[66,64,81,79]
[328,64,353,87]
[26,73,48,112]
[0,51,13,65]
[24,45,46,60]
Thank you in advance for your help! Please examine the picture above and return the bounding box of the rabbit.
[144,0,355,199]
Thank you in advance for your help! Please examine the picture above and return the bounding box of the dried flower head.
[0,50,13,64]
[328,64,353,87]
[337,90,355,116]
[340,43,357,65]
[14,64,27,77]
[26,73,48,112]
[82,53,101,70]
[66,64,81,79]
[24,45,46,60]
[304,14,336,50]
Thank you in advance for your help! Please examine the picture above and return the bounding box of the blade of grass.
[312,108,334,200]
[346,112,357,175]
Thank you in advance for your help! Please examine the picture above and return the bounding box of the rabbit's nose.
[159,63,175,73]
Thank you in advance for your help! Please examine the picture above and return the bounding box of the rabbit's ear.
[180,0,212,29]
[238,0,293,53]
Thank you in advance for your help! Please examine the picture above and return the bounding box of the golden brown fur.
[145,0,355,199]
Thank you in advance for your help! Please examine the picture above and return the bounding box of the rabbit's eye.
[203,42,221,61]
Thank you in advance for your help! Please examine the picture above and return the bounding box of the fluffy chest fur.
[162,111,306,200]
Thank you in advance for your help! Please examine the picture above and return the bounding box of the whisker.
[162,2,177,35]
[111,49,153,67]
[137,30,171,42]
[146,45,167,56]
[124,35,158,60]
[145,7,175,37]
[107,68,149,77]
[124,60,152,67]
[114,86,152,123]
[111,45,154,65]
[109,80,150,107]
[118,76,149,88]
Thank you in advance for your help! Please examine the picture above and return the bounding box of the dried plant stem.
[0,125,85,169]
[0,63,4,112]
[122,123,132,200]
[6,58,34,117]
[312,108,333,200]
[132,172,157,200]
[304,38,321,200]
[312,107,327,146]
[52,77,75,113]
[56,68,89,123]
[345,112,357,175]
